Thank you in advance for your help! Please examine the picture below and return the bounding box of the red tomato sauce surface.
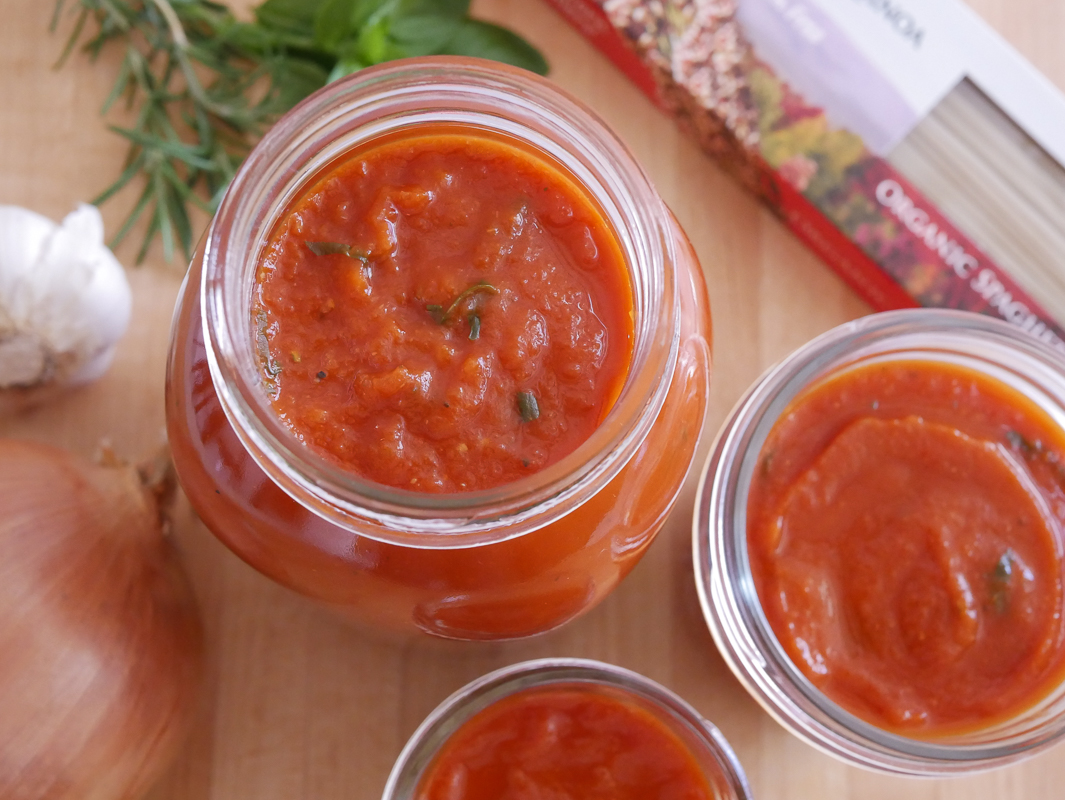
[415,687,716,800]
[253,127,633,492]
[748,360,1065,735]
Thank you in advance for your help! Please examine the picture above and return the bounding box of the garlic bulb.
[0,204,132,405]
[0,440,203,799]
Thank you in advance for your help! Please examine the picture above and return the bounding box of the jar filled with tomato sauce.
[383,659,752,800]
[166,58,711,640]
[695,309,1065,774]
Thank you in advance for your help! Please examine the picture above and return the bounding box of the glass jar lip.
[693,308,1065,775]
[201,57,679,548]
[381,657,753,800]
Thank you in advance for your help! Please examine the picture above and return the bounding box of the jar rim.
[694,308,1065,775]
[381,657,753,800]
[201,57,679,548]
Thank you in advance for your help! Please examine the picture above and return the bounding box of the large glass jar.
[166,57,711,640]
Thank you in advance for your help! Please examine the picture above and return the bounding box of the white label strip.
[736,0,966,153]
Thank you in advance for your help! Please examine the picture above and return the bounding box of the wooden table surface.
[3,1,1065,798]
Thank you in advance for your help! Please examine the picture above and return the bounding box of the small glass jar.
[694,308,1065,775]
[166,57,711,640]
[382,658,752,800]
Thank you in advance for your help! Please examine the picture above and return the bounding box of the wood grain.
[1,1,1062,798]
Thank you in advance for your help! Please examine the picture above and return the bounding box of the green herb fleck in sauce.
[516,391,539,423]
[989,550,1015,614]
[426,281,499,326]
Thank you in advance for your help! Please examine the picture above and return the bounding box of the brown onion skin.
[0,440,203,800]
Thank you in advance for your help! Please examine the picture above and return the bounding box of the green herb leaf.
[256,0,328,35]
[267,57,332,111]
[426,281,498,326]
[989,550,1015,614]
[305,240,369,262]
[351,0,399,29]
[402,0,470,17]
[389,12,461,56]
[1006,429,1045,458]
[313,0,360,53]
[351,13,397,64]
[441,19,548,75]
[327,55,366,83]
[425,303,446,324]
[1006,429,1032,454]
[516,390,539,423]
[467,311,480,340]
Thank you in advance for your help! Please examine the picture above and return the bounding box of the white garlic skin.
[0,204,132,393]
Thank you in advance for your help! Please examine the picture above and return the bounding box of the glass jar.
[166,57,711,640]
[694,309,1065,774]
[382,658,752,800]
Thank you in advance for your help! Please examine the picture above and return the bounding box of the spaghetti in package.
[545,0,1065,350]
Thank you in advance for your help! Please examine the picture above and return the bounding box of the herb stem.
[427,282,499,324]
[306,241,369,263]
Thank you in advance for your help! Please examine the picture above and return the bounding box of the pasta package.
[545,0,1065,349]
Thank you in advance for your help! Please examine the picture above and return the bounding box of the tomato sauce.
[167,201,709,638]
[416,688,716,800]
[748,360,1065,735]
[253,127,634,492]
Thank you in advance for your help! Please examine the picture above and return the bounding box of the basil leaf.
[355,16,400,64]
[400,0,471,18]
[441,19,547,75]
[314,0,361,52]
[327,55,367,83]
[256,0,327,36]
[989,550,1015,614]
[426,304,446,324]
[352,0,400,29]
[266,57,330,111]
[390,13,462,55]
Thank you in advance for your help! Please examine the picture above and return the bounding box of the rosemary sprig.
[51,0,548,265]
[52,0,328,263]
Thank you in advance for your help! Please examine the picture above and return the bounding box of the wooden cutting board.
[1,1,1063,797]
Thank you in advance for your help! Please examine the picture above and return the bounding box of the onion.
[0,440,203,800]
